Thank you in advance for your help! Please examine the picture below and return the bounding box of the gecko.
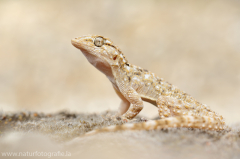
[71,35,228,135]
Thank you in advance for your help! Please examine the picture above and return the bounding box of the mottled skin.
[71,35,228,134]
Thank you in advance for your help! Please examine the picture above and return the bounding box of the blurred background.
[0,0,240,124]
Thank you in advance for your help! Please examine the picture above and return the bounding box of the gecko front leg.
[113,84,130,115]
[116,79,144,120]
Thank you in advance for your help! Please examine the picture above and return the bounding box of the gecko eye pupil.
[94,37,104,47]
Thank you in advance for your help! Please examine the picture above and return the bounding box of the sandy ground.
[0,111,240,159]
[1,0,240,158]
[0,0,240,123]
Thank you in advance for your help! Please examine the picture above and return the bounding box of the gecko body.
[71,35,228,135]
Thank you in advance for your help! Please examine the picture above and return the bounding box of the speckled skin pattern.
[71,35,228,134]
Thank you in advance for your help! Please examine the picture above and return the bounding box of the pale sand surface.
[0,0,240,123]
[0,110,239,159]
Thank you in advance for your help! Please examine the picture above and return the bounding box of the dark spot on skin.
[143,69,148,72]
[134,72,141,75]
[113,55,117,60]
[126,63,129,66]
[105,43,111,46]
[105,43,118,50]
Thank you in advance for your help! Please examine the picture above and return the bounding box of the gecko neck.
[81,49,125,88]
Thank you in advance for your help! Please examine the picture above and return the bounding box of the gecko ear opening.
[94,37,104,47]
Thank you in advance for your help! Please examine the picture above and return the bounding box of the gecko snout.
[71,38,80,48]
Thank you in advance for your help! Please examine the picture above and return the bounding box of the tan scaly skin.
[71,35,229,135]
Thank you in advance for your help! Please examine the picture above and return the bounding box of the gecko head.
[71,35,128,66]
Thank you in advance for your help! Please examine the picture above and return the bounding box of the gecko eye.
[94,37,104,47]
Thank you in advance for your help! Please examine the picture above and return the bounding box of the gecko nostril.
[75,37,78,39]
